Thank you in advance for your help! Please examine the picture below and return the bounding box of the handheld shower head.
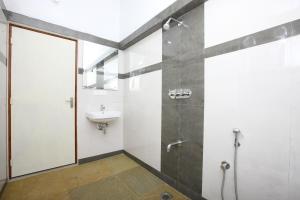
[233,128,241,135]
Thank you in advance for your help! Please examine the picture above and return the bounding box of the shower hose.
[221,130,240,200]
[234,134,240,200]
[220,161,230,200]
[221,167,226,200]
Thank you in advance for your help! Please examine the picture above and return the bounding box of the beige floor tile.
[103,154,139,175]
[0,154,187,200]
[117,166,163,196]
[69,176,139,200]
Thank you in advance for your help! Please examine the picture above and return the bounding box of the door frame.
[8,23,78,179]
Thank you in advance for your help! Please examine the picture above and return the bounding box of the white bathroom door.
[10,25,77,177]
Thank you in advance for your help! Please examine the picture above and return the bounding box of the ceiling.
[3,0,176,42]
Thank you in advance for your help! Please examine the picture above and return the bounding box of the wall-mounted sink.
[86,111,121,123]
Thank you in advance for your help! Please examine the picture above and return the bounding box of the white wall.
[4,0,121,41]
[119,29,162,74]
[119,0,176,40]
[4,0,176,42]
[205,0,300,47]
[0,5,7,190]
[122,29,162,171]
[77,41,124,159]
[203,3,300,199]
[77,29,163,167]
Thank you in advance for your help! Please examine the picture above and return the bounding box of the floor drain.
[161,192,173,200]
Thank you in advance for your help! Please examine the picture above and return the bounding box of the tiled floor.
[1,154,188,200]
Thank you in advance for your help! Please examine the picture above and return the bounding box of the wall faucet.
[167,139,185,152]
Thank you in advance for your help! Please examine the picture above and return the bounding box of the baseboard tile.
[78,150,123,164]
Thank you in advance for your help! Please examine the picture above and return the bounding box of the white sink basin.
[86,111,121,123]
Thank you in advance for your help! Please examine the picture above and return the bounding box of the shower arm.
[166,17,182,25]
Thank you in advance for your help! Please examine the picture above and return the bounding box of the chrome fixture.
[220,161,230,200]
[97,122,108,134]
[167,139,186,152]
[233,128,241,200]
[221,161,230,171]
[161,192,173,200]
[100,105,106,112]
[168,89,192,99]
[163,17,188,30]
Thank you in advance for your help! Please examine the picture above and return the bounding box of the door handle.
[65,97,74,108]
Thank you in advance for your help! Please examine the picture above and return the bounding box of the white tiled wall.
[123,71,162,171]
[203,35,300,200]
[77,82,124,159]
[77,28,163,165]
[205,0,300,47]
[77,41,124,159]
[119,29,162,74]
[0,54,7,189]
[0,8,7,190]
[122,29,162,171]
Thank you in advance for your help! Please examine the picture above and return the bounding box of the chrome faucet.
[100,105,105,112]
[167,139,185,152]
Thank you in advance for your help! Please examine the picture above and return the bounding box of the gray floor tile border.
[3,10,119,49]
[79,62,162,78]
[1,0,207,51]
[118,62,162,79]
[119,0,207,50]
[78,150,124,164]
[2,1,300,57]
[205,18,300,58]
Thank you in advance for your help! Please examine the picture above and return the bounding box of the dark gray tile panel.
[119,0,206,50]
[4,10,119,49]
[118,62,162,79]
[205,18,300,58]
[162,4,204,199]
[78,150,123,164]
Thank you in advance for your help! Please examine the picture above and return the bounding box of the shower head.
[163,22,170,31]
[163,17,188,30]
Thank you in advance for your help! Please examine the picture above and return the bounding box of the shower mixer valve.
[168,89,192,99]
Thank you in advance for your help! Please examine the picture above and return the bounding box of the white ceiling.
[3,0,176,42]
